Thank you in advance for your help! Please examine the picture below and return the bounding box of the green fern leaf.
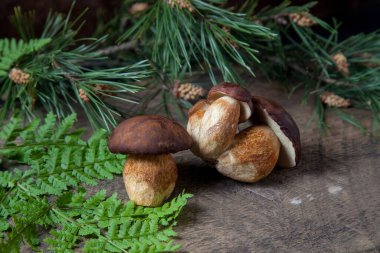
[0,38,51,77]
[0,112,84,163]
[44,192,192,252]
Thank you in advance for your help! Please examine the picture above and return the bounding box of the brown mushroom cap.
[109,115,193,155]
[208,82,252,103]
[208,82,253,123]
[251,96,301,168]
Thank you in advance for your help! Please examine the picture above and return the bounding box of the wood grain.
[29,74,380,252]
[172,75,380,252]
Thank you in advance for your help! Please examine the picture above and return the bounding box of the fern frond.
[0,112,84,163]
[0,132,125,228]
[46,192,192,252]
[0,38,51,76]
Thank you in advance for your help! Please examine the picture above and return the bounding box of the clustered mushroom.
[108,115,192,206]
[187,82,301,183]
[108,83,301,206]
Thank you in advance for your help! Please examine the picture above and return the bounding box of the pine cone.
[79,88,90,103]
[173,82,207,101]
[289,13,316,27]
[331,52,350,76]
[167,0,194,12]
[129,3,149,14]
[320,92,351,108]
[8,68,31,85]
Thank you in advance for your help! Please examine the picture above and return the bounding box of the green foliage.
[0,112,83,162]
[0,38,51,76]
[0,113,192,252]
[233,0,380,134]
[1,5,151,130]
[119,0,276,84]
[2,0,379,134]
[44,191,191,252]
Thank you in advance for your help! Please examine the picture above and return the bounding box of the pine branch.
[95,41,138,56]
[119,0,276,84]
[1,5,152,130]
[245,1,380,134]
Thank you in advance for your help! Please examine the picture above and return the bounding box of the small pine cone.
[331,52,350,76]
[320,92,351,108]
[358,52,379,68]
[8,68,31,85]
[129,3,149,14]
[289,13,316,27]
[175,83,206,101]
[167,0,194,12]
[79,88,90,103]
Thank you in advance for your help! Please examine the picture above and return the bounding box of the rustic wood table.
[84,76,380,253]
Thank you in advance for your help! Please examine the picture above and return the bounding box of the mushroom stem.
[123,154,177,207]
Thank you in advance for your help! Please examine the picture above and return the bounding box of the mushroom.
[207,82,253,122]
[251,96,301,168]
[108,115,192,206]
[216,125,280,183]
[188,96,240,160]
[187,83,253,160]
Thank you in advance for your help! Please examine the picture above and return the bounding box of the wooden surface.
[89,76,380,253]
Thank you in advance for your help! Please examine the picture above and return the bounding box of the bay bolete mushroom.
[108,115,192,206]
[192,96,240,160]
[208,82,253,122]
[251,96,301,168]
[216,125,280,183]
[187,83,253,161]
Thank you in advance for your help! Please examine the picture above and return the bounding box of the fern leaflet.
[0,38,51,76]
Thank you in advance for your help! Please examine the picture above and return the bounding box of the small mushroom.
[216,125,280,183]
[208,82,253,122]
[251,96,301,168]
[188,96,240,160]
[108,115,192,206]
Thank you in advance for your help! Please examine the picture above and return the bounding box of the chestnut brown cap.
[208,82,253,122]
[109,115,193,155]
[208,82,252,103]
[251,96,301,168]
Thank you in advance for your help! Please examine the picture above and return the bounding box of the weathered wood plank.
[23,75,380,252]
[170,76,380,252]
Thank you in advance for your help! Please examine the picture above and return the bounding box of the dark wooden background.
[82,74,380,253]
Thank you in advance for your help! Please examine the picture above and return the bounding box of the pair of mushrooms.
[108,83,300,206]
